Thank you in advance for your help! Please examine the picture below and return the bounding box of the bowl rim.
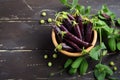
[51,29,97,57]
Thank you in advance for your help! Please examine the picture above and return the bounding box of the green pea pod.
[108,38,116,51]
[69,67,77,75]
[71,57,83,68]
[79,58,88,75]
[117,42,120,50]
[64,59,73,68]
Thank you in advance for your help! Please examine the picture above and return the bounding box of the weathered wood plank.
[0,0,120,20]
[0,22,54,50]
[0,51,120,80]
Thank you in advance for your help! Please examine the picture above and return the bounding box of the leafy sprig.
[58,0,120,80]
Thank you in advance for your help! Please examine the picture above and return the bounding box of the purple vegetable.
[61,43,74,52]
[67,14,75,20]
[72,21,82,39]
[52,25,62,42]
[84,22,93,42]
[62,18,73,32]
[59,24,68,32]
[64,39,82,52]
[52,25,61,35]
[61,31,91,48]
[75,15,84,40]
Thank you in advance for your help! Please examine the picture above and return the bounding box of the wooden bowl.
[51,29,97,57]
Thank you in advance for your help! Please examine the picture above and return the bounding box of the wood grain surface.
[0,0,120,80]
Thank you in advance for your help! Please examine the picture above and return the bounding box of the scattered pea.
[44,54,48,59]
[41,12,47,16]
[52,53,57,59]
[47,18,53,23]
[40,19,45,24]
[113,66,117,71]
[48,62,52,67]
[109,61,115,66]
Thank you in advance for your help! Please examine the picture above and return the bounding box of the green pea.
[44,54,48,59]
[48,62,52,67]
[47,18,53,23]
[52,53,57,59]
[109,61,115,66]
[41,12,47,16]
[113,66,117,71]
[40,19,45,24]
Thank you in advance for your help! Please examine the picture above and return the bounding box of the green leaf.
[94,64,113,80]
[64,59,73,68]
[76,5,85,15]
[95,64,113,75]
[89,42,106,60]
[117,18,120,25]
[92,18,113,33]
[89,45,101,60]
[100,5,116,19]
[85,6,91,16]
[71,57,83,68]
[71,0,79,10]
[60,0,69,6]
[94,68,106,80]
[79,58,88,75]
[69,67,77,75]
[60,0,67,4]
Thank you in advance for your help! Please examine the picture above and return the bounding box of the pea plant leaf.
[89,42,106,60]
[84,6,91,16]
[117,18,120,25]
[60,0,79,9]
[100,5,116,19]
[71,0,79,10]
[92,18,113,34]
[94,64,113,80]
[94,68,106,80]
[60,0,70,7]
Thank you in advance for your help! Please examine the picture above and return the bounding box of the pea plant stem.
[99,28,103,64]
[99,29,102,46]
[99,52,103,64]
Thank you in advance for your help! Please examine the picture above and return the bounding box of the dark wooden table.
[0,0,120,80]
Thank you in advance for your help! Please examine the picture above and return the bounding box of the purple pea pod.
[75,15,84,40]
[59,24,68,32]
[84,22,93,43]
[52,25,61,35]
[62,18,73,32]
[72,21,82,39]
[52,25,63,42]
[64,39,82,52]
[60,31,91,48]
[61,43,74,52]
[67,14,75,20]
